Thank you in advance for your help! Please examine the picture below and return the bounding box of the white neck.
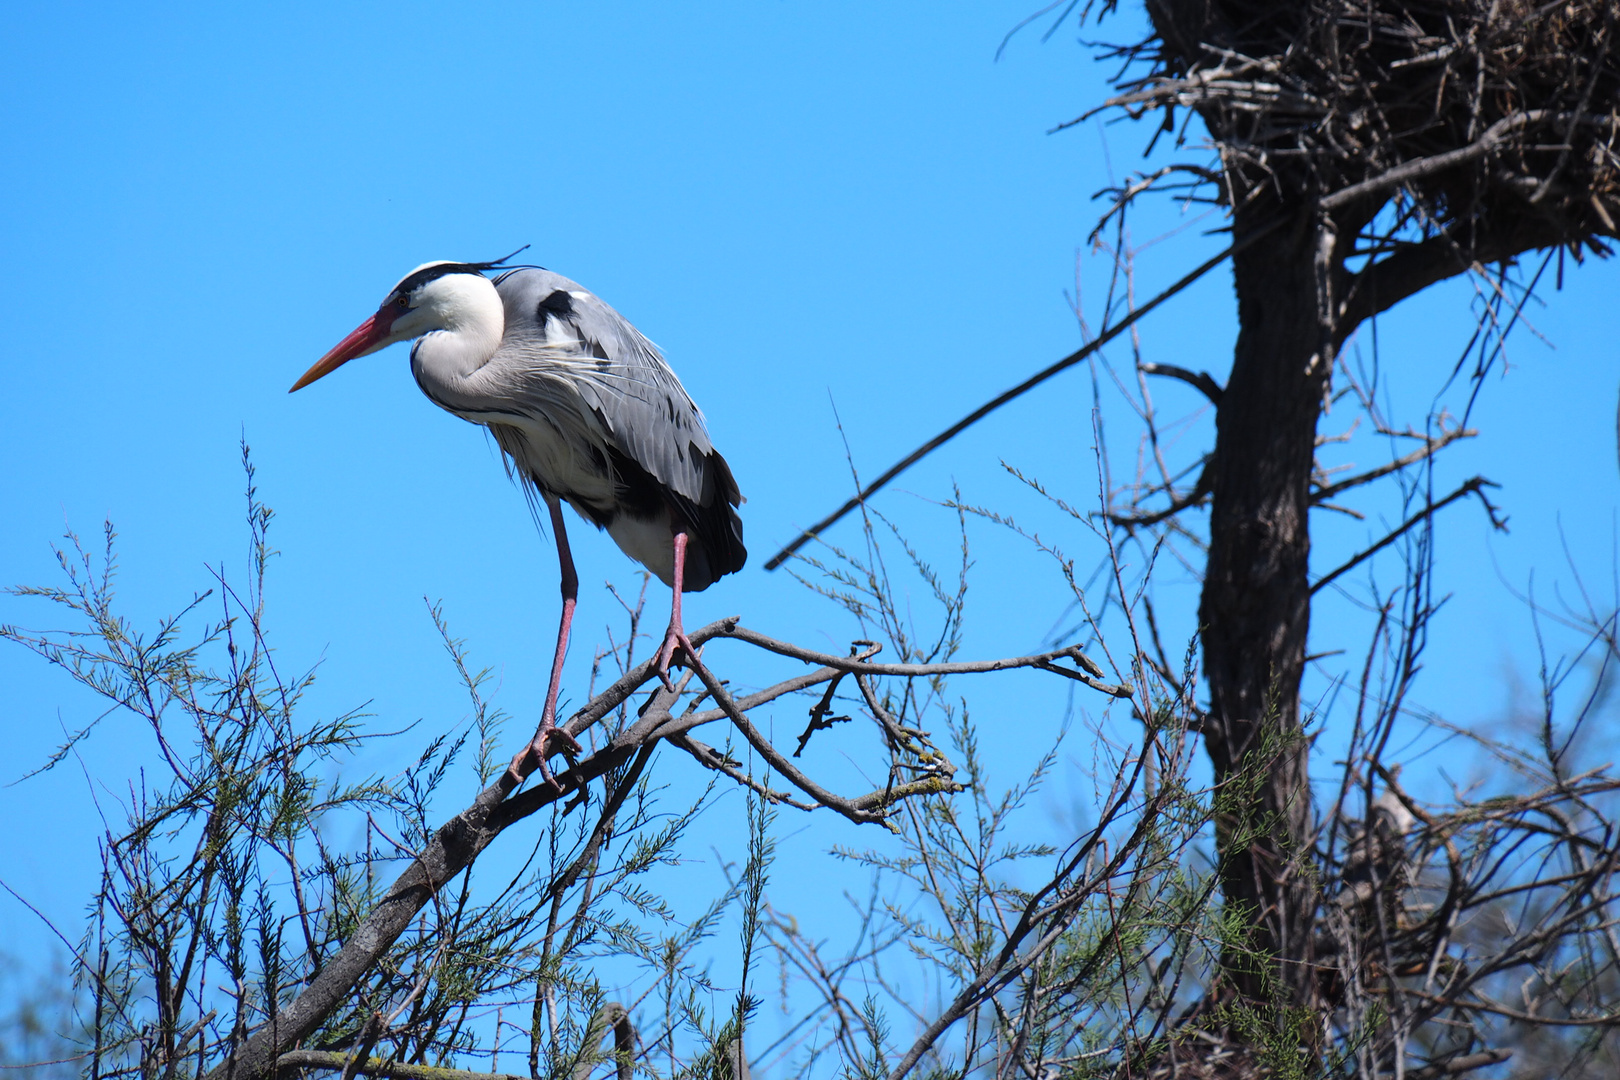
[406,274,505,384]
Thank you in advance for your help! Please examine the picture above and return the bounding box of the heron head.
[290,259,510,392]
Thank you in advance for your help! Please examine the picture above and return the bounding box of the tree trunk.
[1199,199,1339,1017]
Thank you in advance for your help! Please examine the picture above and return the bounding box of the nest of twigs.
[1100,1,1620,248]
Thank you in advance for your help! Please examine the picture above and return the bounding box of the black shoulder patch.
[537,290,574,323]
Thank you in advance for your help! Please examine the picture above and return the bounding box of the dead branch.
[1105,460,1213,529]
[1139,362,1224,404]
[668,733,818,811]
[1312,476,1505,594]
[1311,425,1478,503]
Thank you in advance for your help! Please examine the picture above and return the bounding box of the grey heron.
[291,254,746,785]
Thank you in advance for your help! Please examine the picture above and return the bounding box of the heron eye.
[395,295,410,310]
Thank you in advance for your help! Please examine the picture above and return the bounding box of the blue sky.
[3,0,1617,1046]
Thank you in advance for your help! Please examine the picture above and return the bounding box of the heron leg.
[508,495,584,787]
[654,530,698,691]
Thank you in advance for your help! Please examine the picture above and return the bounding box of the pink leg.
[508,495,583,785]
[654,531,697,690]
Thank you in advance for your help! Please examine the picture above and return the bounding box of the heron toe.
[507,719,582,788]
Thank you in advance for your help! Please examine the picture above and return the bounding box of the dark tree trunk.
[1199,199,1341,1014]
[1121,0,1620,1065]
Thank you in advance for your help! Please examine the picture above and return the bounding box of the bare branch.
[1313,476,1505,594]
[1311,426,1478,503]
[1139,362,1224,405]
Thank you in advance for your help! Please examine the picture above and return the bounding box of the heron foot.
[506,718,582,789]
[655,623,697,691]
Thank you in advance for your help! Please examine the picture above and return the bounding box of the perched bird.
[292,253,746,783]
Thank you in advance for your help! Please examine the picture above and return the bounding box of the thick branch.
[1337,217,1579,345]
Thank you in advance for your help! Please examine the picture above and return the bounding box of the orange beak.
[290,308,399,392]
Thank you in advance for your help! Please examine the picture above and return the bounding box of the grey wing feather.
[490,268,720,505]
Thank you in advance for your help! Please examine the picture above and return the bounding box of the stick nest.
[1102,1,1620,246]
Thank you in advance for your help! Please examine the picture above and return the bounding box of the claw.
[655,623,697,690]
[506,716,582,788]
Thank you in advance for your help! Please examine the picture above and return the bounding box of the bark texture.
[1198,200,1338,1013]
